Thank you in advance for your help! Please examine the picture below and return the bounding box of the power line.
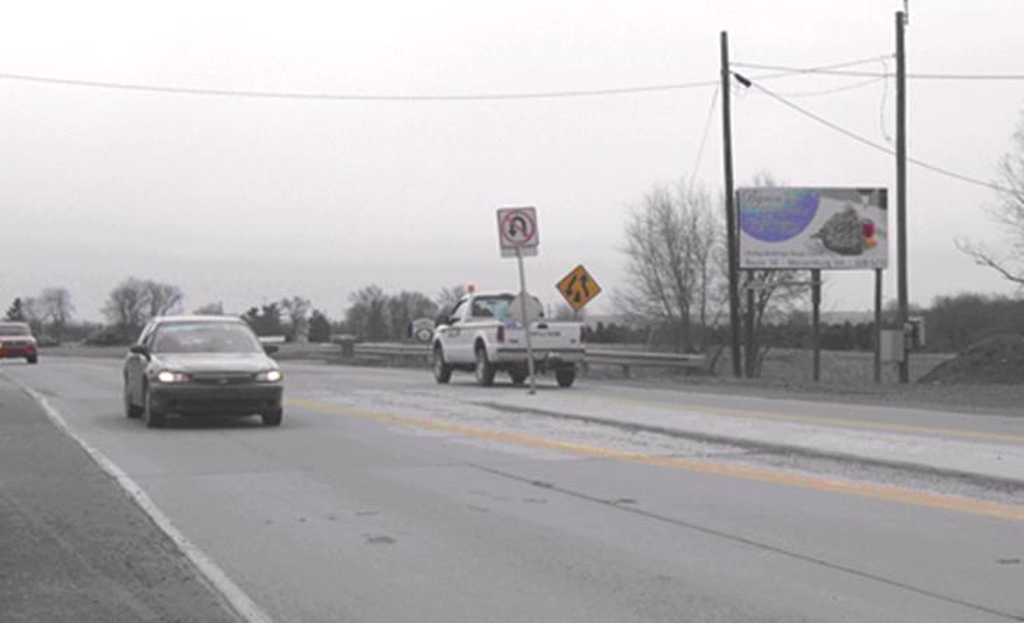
[741,76,1015,194]
[0,70,719,101]
[689,85,719,190]
[768,76,885,98]
[733,62,1024,81]
[0,53,899,102]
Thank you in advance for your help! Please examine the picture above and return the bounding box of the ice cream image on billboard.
[811,200,877,256]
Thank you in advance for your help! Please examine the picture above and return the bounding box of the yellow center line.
[286,396,1024,523]
[580,392,1024,446]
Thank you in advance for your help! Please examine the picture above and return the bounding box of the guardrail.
[350,343,707,377]
[582,349,706,377]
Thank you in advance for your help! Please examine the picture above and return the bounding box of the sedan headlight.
[254,369,283,383]
[156,370,190,384]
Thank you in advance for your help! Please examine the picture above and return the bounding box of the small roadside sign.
[497,207,539,258]
[556,264,602,311]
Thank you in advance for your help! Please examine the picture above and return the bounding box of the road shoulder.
[0,375,245,623]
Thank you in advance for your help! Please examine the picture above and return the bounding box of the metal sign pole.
[516,246,537,395]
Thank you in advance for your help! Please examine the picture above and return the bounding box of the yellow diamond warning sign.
[556,265,602,311]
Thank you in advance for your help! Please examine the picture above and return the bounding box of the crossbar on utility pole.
[896,10,910,383]
[721,31,743,378]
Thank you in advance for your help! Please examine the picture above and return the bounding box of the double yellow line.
[287,396,1024,522]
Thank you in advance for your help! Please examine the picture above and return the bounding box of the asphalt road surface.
[3,357,1023,622]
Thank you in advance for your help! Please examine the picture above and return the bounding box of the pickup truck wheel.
[474,347,496,387]
[555,368,576,388]
[433,347,453,384]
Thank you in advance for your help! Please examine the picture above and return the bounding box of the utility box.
[906,316,926,350]
[880,329,906,363]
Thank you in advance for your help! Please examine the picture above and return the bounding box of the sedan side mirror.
[129,344,150,359]
[263,344,279,355]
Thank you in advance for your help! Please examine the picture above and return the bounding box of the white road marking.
[5,373,276,623]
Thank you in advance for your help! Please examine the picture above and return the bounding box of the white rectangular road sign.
[497,207,539,258]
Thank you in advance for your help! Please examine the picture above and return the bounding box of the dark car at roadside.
[0,322,39,364]
[123,316,284,428]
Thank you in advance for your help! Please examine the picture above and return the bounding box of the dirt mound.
[918,334,1024,385]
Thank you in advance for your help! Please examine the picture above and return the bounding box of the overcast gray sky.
[2,0,1023,321]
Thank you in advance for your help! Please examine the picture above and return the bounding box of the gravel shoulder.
[0,374,243,623]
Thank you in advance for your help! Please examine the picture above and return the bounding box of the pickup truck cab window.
[472,295,514,319]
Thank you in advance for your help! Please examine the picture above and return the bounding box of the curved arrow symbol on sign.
[508,215,529,239]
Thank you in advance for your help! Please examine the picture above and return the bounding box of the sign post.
[497,207,539,394]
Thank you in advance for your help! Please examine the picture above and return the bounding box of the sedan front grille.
[190,373,253,386]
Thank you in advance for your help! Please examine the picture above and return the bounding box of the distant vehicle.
[123,316,284,428]
[0,322,39,364]
[432,291,584,387]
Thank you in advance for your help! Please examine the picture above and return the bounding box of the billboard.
[738,187,888,270]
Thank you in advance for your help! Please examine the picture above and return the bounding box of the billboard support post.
[744,272,756,378]
[874,268,883,383]
[811,269,822,382]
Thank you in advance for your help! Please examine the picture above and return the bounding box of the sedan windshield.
[0,323,31,336]
[151,322,262,354]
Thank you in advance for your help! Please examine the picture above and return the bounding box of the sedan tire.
[261,409,283,427]
[124,383,143,419]
[143,387,166,429]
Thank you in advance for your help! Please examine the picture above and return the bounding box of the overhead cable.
[0,70,719,101]
[733,62,1024,81]
[741,76,1015,194]
[689,85,719,190]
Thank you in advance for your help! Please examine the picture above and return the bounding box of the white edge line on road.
[8,375,275,623]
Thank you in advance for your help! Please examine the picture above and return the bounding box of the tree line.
[3,278,471,345]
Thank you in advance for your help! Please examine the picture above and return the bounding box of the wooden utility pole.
[896,11,910,383]
[720,31,743,378]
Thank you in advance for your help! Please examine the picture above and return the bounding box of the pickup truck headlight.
[254,370,283,383]
[156,370,190,384]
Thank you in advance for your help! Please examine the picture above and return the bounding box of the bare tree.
[39,287,75,341]
[20,297,46,336]
[386,291,438,340]
[102,278,150,339]
[618,183,721,352]
[346,285,389,341]
[436,284,468,311]
[143,281,183,318]
[103,277,184,339]
[193,302,225,315]
[956,113,1024,287]
[280,296,313,342]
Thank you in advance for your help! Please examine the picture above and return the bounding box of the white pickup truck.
[431,291,585,387]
